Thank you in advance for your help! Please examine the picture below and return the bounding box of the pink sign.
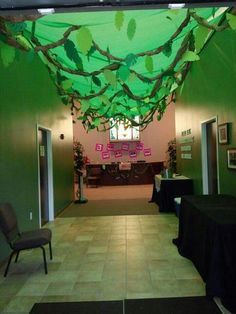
[114,150,122,158]
[143,148,152,156]
[136,142,144,151]
[107,143,114,151]
[129,151,137,158]
[122,143,129,151]
[102,151,110,159]
[95,143,103,151]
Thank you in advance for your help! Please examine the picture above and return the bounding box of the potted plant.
[73,140,88,203]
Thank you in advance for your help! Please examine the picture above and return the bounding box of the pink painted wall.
[73,102,175,164]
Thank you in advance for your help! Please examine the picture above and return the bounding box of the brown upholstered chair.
[0,203,52,277]
[86,166,102,187]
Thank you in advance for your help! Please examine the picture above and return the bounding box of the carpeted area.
[59,198,158,217]
[30,297,222,314]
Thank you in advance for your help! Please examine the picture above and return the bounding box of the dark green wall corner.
[175,29,236,195]
[0,46,74,262]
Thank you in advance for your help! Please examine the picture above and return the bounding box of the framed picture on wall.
[218,123,228,144]
[227,149,236,169]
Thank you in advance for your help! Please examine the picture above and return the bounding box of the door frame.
[200,116,220,195]
[36,124,54,226]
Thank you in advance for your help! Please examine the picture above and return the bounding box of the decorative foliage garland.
[0,8,236,131]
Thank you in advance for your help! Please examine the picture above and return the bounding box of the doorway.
[201,117,219,195]
[37,126,54,226]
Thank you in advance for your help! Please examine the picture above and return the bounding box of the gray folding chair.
[0,203,52,277]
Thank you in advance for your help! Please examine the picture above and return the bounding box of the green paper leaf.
[145,55,153,73]
[226,13,236,31]
[61,96,69,105]
[94,117,100,127]
[0,43,16,67]
[117,65,130,81]
[163,41,172,57]
[62,79,73,90]
[181,51,200,63]
[92,76,102,87]
[110,103,117,115]
[128,72,137,82]
[115,90,126,98]
[157,86,170,100]
[115,11,124,31]
[81,100,90,113]
[127,18,136,41]
[6,22,27,33]
[64,39,82,65]
[99,94,111,106]
[15,35,32,51]
[103,69,117,87]
[76,27,93,55]
[125,53,137,67]
[195,26,209,53]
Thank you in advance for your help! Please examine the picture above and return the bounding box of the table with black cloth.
[150,175,193,212]
[173,194,236,312]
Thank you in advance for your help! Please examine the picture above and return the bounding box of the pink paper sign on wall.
[136,142,144,151]
[122,143,129,151]
[143,148,152,156]
[95,143,103,151]
[102,151,110,159]
[107,143,114,151]
[129,151,137,158]
[114,150,122,158]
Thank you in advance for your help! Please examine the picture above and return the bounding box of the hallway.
[0,202,206,313]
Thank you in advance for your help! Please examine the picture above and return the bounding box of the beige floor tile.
[0,188,209,312]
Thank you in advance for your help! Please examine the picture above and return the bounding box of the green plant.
[73,141,85,175]
[166,138,177,173]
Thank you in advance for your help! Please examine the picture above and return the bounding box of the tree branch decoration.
[0,7,234,131]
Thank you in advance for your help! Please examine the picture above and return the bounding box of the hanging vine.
[0,7,235,131]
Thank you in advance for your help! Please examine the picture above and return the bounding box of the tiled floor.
[0,185,229,314]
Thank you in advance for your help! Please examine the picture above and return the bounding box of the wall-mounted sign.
[136,142,144,151]
[95,143,103,151]
[114,150,122,158]
[181,145,192,152]
[122,143,129,151]
[181,153,192,159]
[107,143,114,151]
[179,136,194,144]
[102,151,110,159]
[129,151,137,158]
[144,148,152,157]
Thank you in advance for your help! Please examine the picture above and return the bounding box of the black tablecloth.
[174,194,236,312]
[150,178,193,212]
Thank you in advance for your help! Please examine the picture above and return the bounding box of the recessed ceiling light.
[37,8,55,15]
[168,3,185,9]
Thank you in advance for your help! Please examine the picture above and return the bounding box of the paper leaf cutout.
[103,69,117,87]
[92,76,102,87]
[64,39,83,70]
[93,117,100,127]
[127,18,136,41]
[115,11,124,31]
[125,53,137,67]
[195,26,209,53]
[81,100,90,112]
[76,27,93,55]
[145,55,153,73]
[99,94,111,105]
[226,13,236,31]
[62,79,73,90]
[181,51,200,63]
[15,35,32,51]
[117,65,130,81]
[0,44,16,67]
[163,41,172,57]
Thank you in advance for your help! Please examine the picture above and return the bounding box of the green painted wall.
[175,29,236,195]
[0,46,74,262]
